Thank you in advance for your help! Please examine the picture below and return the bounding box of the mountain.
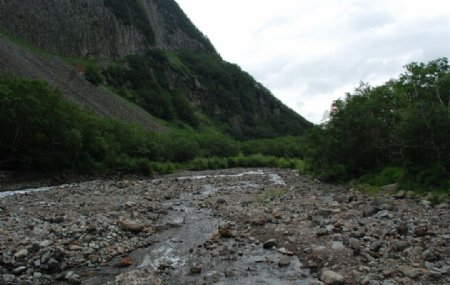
[0,0,312,139]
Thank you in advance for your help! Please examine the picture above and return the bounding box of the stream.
[2,170,313,285]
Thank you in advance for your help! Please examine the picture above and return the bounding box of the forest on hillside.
[1,58,449,193]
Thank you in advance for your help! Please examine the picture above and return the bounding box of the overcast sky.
[175,0,450,123]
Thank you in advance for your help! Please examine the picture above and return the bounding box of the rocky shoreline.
[0,168,449,284]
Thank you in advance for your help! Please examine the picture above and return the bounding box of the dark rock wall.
[0,0,209,59]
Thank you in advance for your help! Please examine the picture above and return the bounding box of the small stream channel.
[2,170,313,284]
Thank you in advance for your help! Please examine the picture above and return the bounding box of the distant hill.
[0,0,312,138]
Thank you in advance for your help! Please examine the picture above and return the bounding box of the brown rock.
[218,224,233,238]
[397,223,408,235]
[119,219,145,232]
[414,226,428,237]
[114,257,133,268]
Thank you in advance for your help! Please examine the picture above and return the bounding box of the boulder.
[320,270,344,284]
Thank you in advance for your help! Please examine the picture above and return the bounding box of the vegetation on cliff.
[82,49,311,139]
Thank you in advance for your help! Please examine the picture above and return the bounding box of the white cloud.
[175,0,450,123]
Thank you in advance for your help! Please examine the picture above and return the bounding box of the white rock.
[320,270,344,284]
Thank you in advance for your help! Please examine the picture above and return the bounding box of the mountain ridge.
[0,0,312,138]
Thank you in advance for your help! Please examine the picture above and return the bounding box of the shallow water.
[138,170,312,285]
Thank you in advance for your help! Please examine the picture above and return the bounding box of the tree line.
[303,58,450,192]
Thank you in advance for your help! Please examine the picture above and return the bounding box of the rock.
[204,271,222,283]
[419,200,431,207]
[119,219,145,233]
[263,239,277,249]
[325,225,335,232]
[375,210,390,219]
[190,265,202,274]
[278,256,291,267]
[2,274,15,282]
[65,271,82,284]
[422,250,440,262]
[394,190,407,199]
[320,270,344,284]
[218,224,233,238]
[33,272,42,279]
[47,258,60,271]
[380,183,399,193]
[414,226,428,237]
[331,241,344,250]
[114,257,133,268]
[401,268,420,279]
[369,241,383,252]
[436,203,448,209]
[39,240,52,248]
[13,266,27,274]
[14,248,29,258]
[348,238,361,250]
[316,229,329,236]
[391,240,410,252]
[69,245,83,251]
[363,206,377,217]
[397,223,408,235]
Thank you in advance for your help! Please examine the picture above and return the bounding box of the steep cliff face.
[0,0,312,138]
[0,0,214,59]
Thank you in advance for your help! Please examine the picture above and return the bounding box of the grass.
[258,188,288,204]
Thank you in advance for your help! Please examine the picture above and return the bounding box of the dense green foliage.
[0,76,306,175]
[177,51,312,138]
[91,49,311,138]
[102,50,199,126]
[104,0,155,45]
[304,58,450,192]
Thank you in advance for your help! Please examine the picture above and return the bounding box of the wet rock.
[320,270,344,284]
[119,219,145,233]
[263,239,277,249]
[278,256,291,267]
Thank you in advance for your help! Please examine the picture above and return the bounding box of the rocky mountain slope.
[0,0,312,138]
